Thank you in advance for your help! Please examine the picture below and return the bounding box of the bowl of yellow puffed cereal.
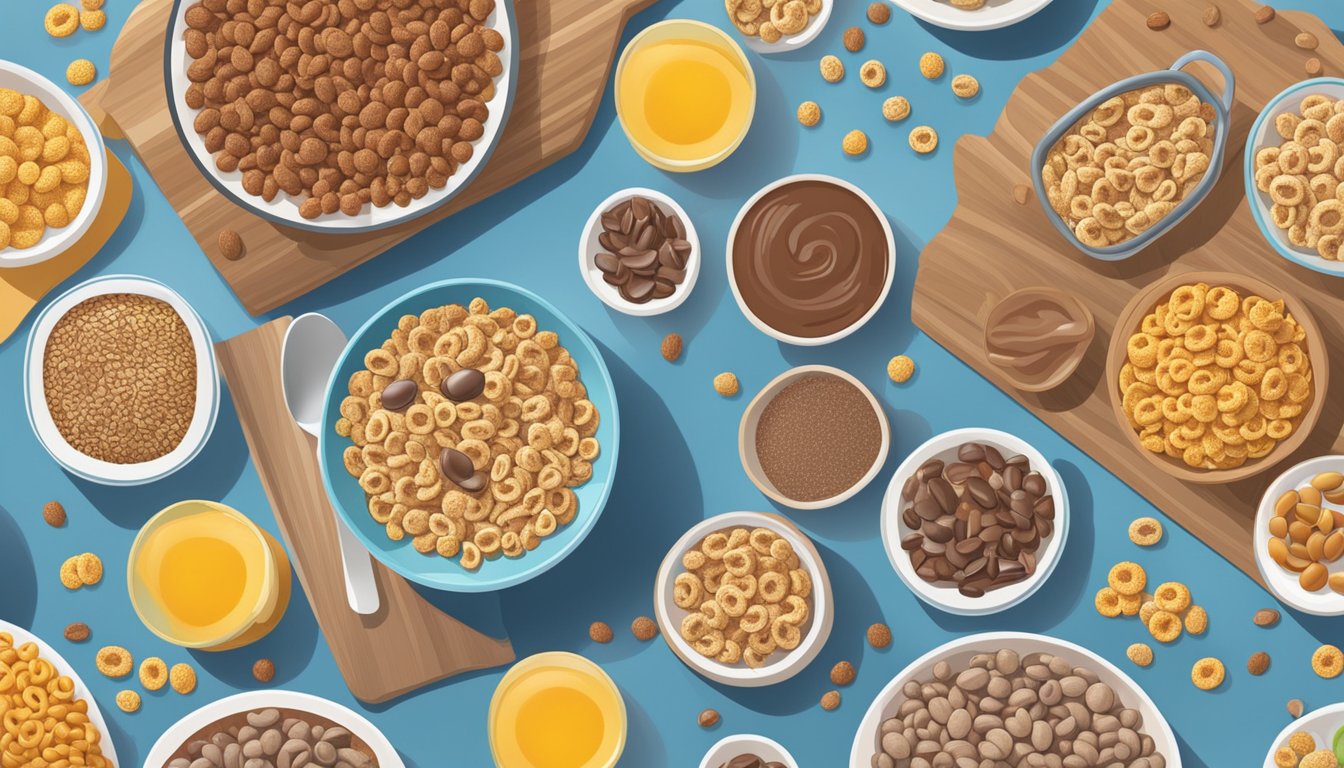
[1106,270,1327,484]
[0,61,106,267]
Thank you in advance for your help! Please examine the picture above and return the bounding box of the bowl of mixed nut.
[165,0,516,232]
[1255,455,1344,616]
[578,187,699,316]
[880,428,1069,616]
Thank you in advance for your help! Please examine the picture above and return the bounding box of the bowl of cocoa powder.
[738,365,889,510]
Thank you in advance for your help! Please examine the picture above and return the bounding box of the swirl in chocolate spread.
[732,180,889,339]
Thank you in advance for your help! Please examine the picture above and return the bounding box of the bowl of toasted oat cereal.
[1032,50,1234,261]
[164,0,516,233]
[1247,78,1344,277]
[887,0,1056,32]
[319,278,618,592]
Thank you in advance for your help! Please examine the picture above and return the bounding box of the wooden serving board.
[216,319,514,704]
[912,0,1344,586]
[82,0,657,316]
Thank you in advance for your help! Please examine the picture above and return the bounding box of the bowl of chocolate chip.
[579,188,699,315]
[698,734,798,768]
[880,428,1069,616]
[727,174,894,346]
[739,365,889,510]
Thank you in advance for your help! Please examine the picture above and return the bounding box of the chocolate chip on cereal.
[252,658,276,683]
[866,2,890,24]
[457,471,488,494]
[438,447,476,485]
[63,622,89,642]
[1146,10,1171,30]
[380,379,419,411]
[830,660,856,686]
[867,622,892,648]
[698,708,720,728]
[589,621,614,644]
[843,26,865,52]
[631,616,658,641]
[217,227,243,261]
[820,690,841,711]
[440,367,486,401]
[43,501,66,527]
[660,333,683,362]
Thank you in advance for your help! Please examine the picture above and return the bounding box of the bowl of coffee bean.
[698,734,798,768]
[578,187,700,316]
[879,428,1069,616]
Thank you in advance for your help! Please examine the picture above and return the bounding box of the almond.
[1203,4,1220,26]
[1288,698,1305,718]
[1013,184,1031,205]
[698,708,720,728]
[1253,608,1281,627]
[1255,5,1275,24]
[1296,32,1319,49]
[660,332,683,362]
[1248,651,1271,675]
[218,228,244,261]
[1306,57,1324,76]
[42,501,66,527]
[1146,11,1170,30]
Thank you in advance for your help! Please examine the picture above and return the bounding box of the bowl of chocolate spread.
[728,174,894,346]
[983,287,1094,392]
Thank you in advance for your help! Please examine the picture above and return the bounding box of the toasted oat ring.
[139,657,168,691]
[1108,561,1147,595]
[45,4,79,37]
[779,594,809,625]
[908,125,938,154]
[749,527,777,555]
[722,547,756,577]
[693,629,726,658]
[673,573,703,609]
[1190,657,1225,690]
[717,639,743,665]
[95,645,133,678]
[1261,367,1289,401]
[1147,610,1182,643]
[1094,587,1122,617]
[1168,284,1206,321]
[770,617,801,651]
[679,612,711,642]
[788,568,812,598]
[702,532,731,560]
[715,584,749,618]
[1153,581,1191,613]
[739,604,770,634]
[758,570,789,604]
[700,599,730,630]
[1128,517,1164,546]
[1188,369,1224,396]
[1127,333,1159,368]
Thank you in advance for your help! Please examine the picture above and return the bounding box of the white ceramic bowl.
[1262,702,1344,767]
[850,632,1181,768]
[654,511,833,687]
[880,428,1069,616]
[144,690,405,768]
[886,0,1055,31]
[0,61,107,268]
[737,0,832,55]
[0,620,119,766]
[727,173,895,346]
[163,0,516,234]
[700,734,800,768]
[1245,78,1344,277]
[1254,455,1344,616]
[24,275,220,485]
[739,365,890,510]
[577,187,701,316]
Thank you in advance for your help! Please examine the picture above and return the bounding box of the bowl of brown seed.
[578,187,700,316]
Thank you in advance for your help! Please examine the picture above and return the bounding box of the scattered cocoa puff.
[698,708,720,728]
[660,333,683,362]
[589,621,613,644]
[63,622,89,642]
[866,1,890,24]
[830,660,856,686]
[43,501,66,528]
[867,622,892,649]
[252,658,275,683]
[218,227,243,261]
[843,26,864,52]
[820,690,841,711]
[630,616,658,641]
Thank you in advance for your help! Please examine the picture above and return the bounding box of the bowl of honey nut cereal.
[1254,455,1344,617]
[0,60,107,267]
[653,511,833,687]
[24,275,220,486]
[1247,79,1344,277]
[1106,271,1327,484]
[1032,51,1235,261]
[887,0,1056,32]
[319,278,618,592]
[725,0,831,54]
[0,620,119,768]
[165,0,516,233]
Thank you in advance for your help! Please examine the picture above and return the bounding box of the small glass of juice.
[489,652,626,768]
[615,19,757,172]
[128,500,292,651]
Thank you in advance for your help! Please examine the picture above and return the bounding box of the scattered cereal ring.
[139,657,168,691]
[842,129,868,156]
[887,355,914,383]
[1184,604,1208,635]
[169,662,197,693]
[1274,747,1298,768]
[1118,592,1143,616]
[909,125,938,154]
[81,0,103,9]
[95,645,133,678]
[45,3,79,37]
[1190,657,1225,690]
[1128,516,1164,546]
[66,59,96,87]
[1147,610,1182,643]
[59,556,82,589]
[882,96,910,122]
[1288,731,1316,756]
[115,689,141,713]
[1126,642,1154,667]
[1153,581,1191,613]
[79,9,106,30]
[713,372,739,397]
[951,74,980,99]
[1108,561,1147,595]
[797,101,821,127]
[859,60,886,89]
[1312,644,1343,678]
[1139,600,1159,625]
[919,52,945,80]
[75,552,102,585]
[820,55,844,83]
[1094,586,1122,618]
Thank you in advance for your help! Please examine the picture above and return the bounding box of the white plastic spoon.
[282,313,380,615]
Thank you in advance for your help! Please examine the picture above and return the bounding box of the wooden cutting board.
[82,0,658,316]
[216,319,514,704]
[912,0,1344,586]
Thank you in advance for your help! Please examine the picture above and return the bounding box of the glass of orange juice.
[615,19,756,172]
[128,500,291,651]
[489,652,626,768]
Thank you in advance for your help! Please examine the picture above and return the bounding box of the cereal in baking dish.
[1118,282,1312,470]
[1253,93,1344,261]
[336,298,600,569]
[1042,84,1217,248]
[0,88,92,250]
[672,526,812,669]
[179,0,505,219]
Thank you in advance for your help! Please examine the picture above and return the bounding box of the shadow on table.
[1176,729,1211,768]
[104,706,139,768]
[68,384,251,531]
[620,691,668,768]
[919,0,1102,61]
[187,577,320,688]
[0,503,37,627]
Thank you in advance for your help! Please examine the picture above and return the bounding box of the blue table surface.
[3,0,1343,765]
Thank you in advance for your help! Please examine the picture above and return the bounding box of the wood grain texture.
[216,319,514,704]
[88,0,657,315]
[912,0,1344,585]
